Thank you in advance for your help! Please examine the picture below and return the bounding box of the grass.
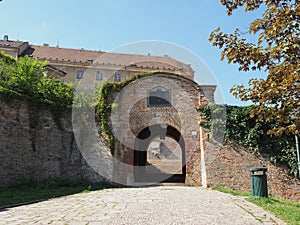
[213,186,300,225]
[248,197,300,225]
[0,178,120,208]
[212,185,251,197]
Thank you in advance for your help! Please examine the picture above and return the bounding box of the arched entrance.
[134,124,186,183]
[110,72,216,186]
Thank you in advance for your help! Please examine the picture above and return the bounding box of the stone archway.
[134,124,186,183]
[110,72,216,186]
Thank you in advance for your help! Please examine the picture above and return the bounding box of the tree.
[209,0,299,136]
[0,52,74,109]
[8,55,47,95]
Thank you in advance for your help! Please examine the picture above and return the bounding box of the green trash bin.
[250,167,268,198]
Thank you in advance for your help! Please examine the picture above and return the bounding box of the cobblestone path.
[0,186,286,225]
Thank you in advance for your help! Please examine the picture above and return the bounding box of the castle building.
[0,35,194,84]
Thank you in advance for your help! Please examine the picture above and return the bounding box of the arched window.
[148,86,171,107]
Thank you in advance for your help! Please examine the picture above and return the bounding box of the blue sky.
[0,0,267,105]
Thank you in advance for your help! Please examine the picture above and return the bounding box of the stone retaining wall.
[0,95,104,186]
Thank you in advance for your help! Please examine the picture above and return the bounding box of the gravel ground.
[0,186,286,225]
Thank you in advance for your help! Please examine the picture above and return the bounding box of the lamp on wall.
[160,123,167,140]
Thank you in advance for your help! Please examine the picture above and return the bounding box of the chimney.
[3,35,8,41]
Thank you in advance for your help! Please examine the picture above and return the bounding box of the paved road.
[0,186,286,225]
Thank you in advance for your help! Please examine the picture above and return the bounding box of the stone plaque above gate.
[147,86,171,107]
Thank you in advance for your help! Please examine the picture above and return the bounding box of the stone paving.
[0,186,286,225]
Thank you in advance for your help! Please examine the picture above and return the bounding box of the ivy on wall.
[199,105,298,177]
[95,71,163,154]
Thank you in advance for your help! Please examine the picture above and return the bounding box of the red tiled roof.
[0,40,28,48]
[30,45,102,62]
[29,45,193,72]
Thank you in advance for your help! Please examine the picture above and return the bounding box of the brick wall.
[111,73,202,184]
[0,92,299,202]
[205,139,300,202]
[0,95,105,186]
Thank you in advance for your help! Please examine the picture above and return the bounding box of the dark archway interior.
[134,124,186,183]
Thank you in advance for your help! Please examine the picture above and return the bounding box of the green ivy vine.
[95,71,163,154]
[198,105,299,178]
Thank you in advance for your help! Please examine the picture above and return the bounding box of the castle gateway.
[110,72,216,185]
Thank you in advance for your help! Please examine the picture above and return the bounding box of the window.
[76,69,84,79]
[96,71,103,81]
[148,86,171,107]
[114,72,121,82]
